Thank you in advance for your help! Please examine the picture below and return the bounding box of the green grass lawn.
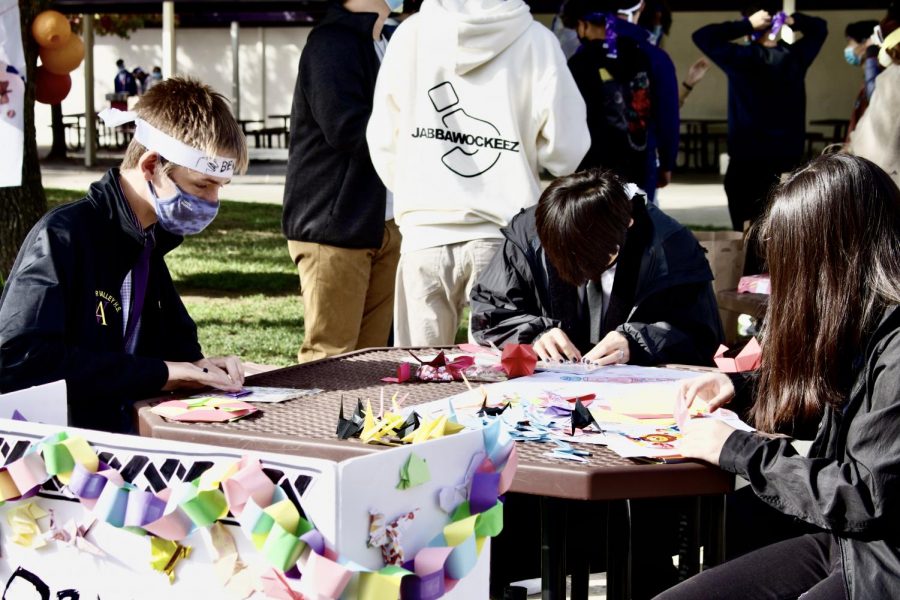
[43,184,716,364]
[44,189,473,365]
[47,189,302,366]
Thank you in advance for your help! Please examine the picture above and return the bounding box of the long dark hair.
[536,168,632,286]
[752,153,900,431]
[752,154,900,433]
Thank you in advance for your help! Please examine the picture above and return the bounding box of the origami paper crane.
[571,399,603,436]
[396,412,421,440]
[43,512,105,558]
[401,415,465,444]
[150,537,192,583]
[336,397,366,440]
[397,453,430,490]
[382,351,477,383]
[500,344,538,378]
[368,509,419,566]
[477,399,511,417]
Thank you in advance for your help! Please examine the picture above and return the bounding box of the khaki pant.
[394,238,503,346]
[288,220,401,363]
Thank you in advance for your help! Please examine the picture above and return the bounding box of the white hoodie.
[367,0,590,253]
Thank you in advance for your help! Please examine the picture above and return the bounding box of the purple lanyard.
[123,239,152,353]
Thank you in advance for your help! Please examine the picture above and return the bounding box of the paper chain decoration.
[0,422,517,600]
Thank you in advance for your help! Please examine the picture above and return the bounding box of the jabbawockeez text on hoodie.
[367,0,590,253]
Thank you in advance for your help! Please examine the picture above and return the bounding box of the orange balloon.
[32,10,72,50]
[40,35,85,75]
[35,66,72,104]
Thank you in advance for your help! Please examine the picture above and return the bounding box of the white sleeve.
[366,33,406,192]
[534,40,590,177]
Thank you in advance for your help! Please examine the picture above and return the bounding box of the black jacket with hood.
[721,305,900,598]
[0,169,202,432]
[281,2,386,249]
[469,197,723,365]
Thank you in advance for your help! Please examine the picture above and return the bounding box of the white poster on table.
[0,60,25,188]
[0,419,338,600]
[0,0,25,188]
[0,0,26,76]
[0,420,501,598]
[336,429,491,598]
[0,379,68,424]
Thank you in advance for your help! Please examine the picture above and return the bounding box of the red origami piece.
[501,344,538,378]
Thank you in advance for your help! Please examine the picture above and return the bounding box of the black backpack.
[569,37,653,184]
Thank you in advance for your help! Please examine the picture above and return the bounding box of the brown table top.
[137,348,733,501]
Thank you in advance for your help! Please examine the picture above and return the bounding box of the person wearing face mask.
[843,20,881,139]
[637,0,672,47]
[145,65,163,91]
[0,77,248,434]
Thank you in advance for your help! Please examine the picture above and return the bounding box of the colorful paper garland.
[0,424,516,599]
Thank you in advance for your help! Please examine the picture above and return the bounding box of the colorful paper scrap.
[397,453,431,490]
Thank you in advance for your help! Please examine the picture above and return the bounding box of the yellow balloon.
[39,35,85,75]
[32,10,72,50]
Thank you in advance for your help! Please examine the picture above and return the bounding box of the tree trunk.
[0,0,49,280]
[47,102,68,159]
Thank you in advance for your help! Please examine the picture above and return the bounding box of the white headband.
[624,182,642,199]
[98,108,236,178]
[617,1,643,22]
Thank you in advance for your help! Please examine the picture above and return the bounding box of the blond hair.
[121,76,248,175]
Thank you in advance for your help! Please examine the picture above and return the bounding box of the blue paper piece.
[445,534,478,580]
[482,420,513,465]
[93,481,130,527]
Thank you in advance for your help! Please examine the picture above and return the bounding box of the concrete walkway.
[39,155,733,229]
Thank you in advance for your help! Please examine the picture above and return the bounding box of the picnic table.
[137,347,734,600]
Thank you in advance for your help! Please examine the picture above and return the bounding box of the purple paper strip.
[543,405,573,419]
[11,410,27,421]
[300,529,326,556]
[400,569,446,600]
[469,471,500,515]
[284,565,302,580]
[124,490,167,527]
[68,462,109,499]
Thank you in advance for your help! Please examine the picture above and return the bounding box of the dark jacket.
[281,3,386,249]
[0,169,202,432]
[569,38,655,189]
[692,13,827,162]
[720,305,900,599]
[469,198,723,366]
[615,20,680,178]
